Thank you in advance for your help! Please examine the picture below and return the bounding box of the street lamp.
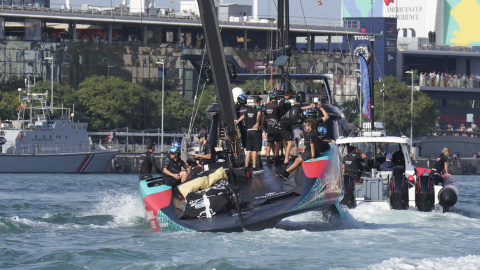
[405,70,414,148]
[45,56,54,113]
[156,60,165,154]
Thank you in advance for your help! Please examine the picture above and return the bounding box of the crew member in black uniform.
[235,95,263,171]
[277,90,293,159]
[430,147,451,185]
[343,145,367,183]
[340,145,366,208]
[315,126,333,154]
[276,119,317,180]
[235,93,248,148]
[263,90,283,164]
[138,141,162,180]
[163,146,191,187]
[193,131,216,171]
[278,100,302,164]
[309,97,330,129]
[278,89,293,112]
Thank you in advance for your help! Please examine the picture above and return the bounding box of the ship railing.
[15,143,114,155]
[427,129,480,138]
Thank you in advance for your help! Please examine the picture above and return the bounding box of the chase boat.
[336,123,459,212]
[138,0,345,232]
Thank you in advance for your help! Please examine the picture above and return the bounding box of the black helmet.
[268,90,278,100]
[303,109,318,118]
[146,141,155,149]
[169,146,180,155]
[198,131,207,139]
[237,94,247,104]
[317,127,327,138]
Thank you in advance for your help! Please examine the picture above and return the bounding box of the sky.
[63,0,342,21]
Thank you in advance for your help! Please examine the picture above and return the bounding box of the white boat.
[336,124,459,212]
[0,80,118,173]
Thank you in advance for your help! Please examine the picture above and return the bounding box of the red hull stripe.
[144,190,172,232]
[302,159,329,179]
[76,154,93,173]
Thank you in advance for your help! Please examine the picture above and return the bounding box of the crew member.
[315,126,333,154]
[279,89,293,112]
[430,147,451,185]
[263,90,283,164]
[138,141,162,180]
[343,145,367,183]
[235,93,248,148]
[278,99,303,164]
[310,98,330,129]
[379,153,395,171]
[163,146,191,187]
[276,119,317,180]
[236,96,263,171]
[193,131,216,171]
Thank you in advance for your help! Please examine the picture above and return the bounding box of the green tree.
[340,98,361,125]
[77,76,151,130]
[373,76,439,137]
[148,84,216,132]
[0,91,20,121]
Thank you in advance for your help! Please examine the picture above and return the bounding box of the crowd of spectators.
[431,123,479,137]
[419,72,480,88]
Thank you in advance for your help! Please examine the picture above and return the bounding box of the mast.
[276,0,291,91]
[197,0,236,127]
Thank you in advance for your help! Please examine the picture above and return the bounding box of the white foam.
[368,255,480,270]
[80,190,145,228]
[6,215,50,229]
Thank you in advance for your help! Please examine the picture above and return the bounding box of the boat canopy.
[336,136,411,146]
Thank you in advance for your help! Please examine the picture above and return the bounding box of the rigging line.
[188,45,208,135]
[372,50,384,79]
[240,67,274,91]
[189,82,207,135]
[299,0,310,32]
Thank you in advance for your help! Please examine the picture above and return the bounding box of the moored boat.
[0,80,118,173]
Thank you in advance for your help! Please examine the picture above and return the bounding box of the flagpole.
[382,83,385,133]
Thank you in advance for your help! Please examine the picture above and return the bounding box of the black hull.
[140,148,343,232]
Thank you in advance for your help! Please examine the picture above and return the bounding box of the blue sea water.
[1,173,480,270]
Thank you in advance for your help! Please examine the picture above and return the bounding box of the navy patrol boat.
[0,78,118,173]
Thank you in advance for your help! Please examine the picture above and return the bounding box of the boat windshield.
[339,142,408,173]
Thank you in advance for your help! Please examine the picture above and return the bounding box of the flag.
[384,0,394,6]
[16,103,24,111]
[107,131,116,139]
[317,1,323,5]
[359,54,371,121]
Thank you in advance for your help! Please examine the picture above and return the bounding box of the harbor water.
[1,174,480,269]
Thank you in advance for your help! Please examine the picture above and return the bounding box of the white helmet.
[232,87,244,104]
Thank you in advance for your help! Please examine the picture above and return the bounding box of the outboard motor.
[340,175,356,208]
[438,177,459,212]
[415,171,435,212]
[389,167,409,209]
